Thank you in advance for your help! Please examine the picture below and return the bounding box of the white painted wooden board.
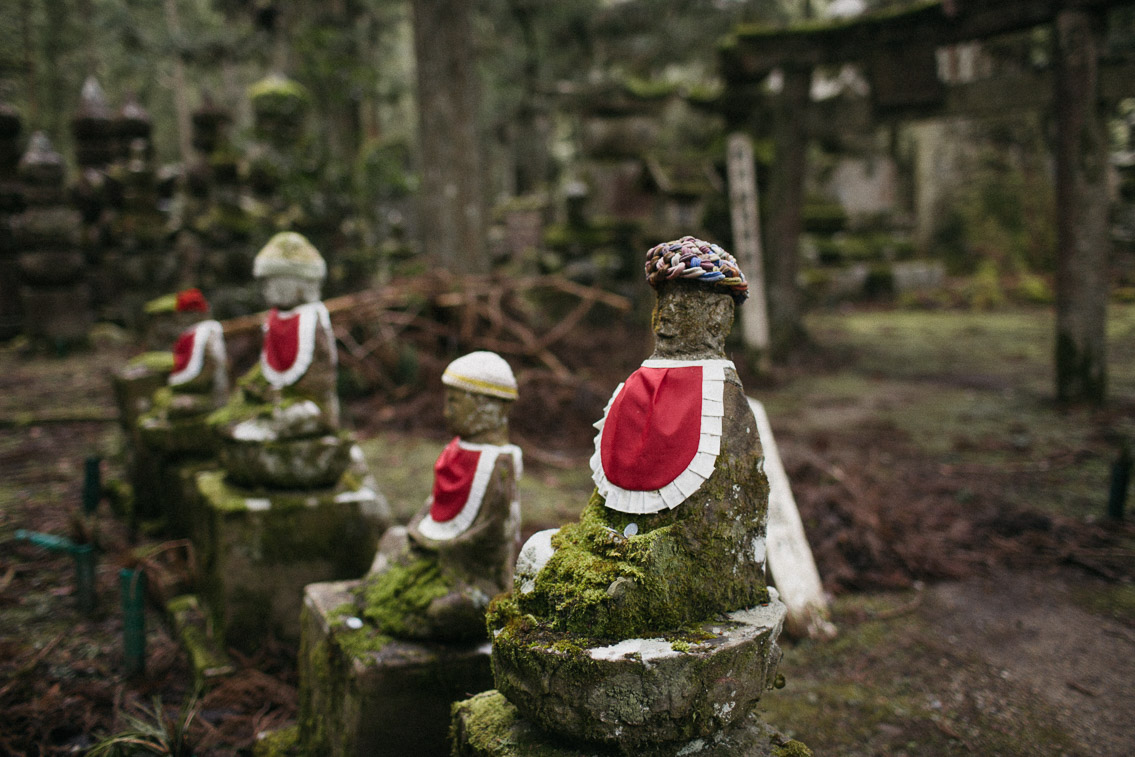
[749,397,837,639]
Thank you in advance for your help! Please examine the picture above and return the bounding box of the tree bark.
[764,66,810,355]
[163,0,193,166]
[411,0,486,266]
[1053,9,1109,404]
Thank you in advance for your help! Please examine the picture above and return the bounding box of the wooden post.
[1053,9,1109,404]
[765,66,811,355]
[726,132,771,368]
[749,398,835,639]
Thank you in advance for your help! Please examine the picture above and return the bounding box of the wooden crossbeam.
[723,0,1135,81]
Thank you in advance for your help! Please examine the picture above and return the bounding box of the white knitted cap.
[442,351,518,400]
[252,232,327,281]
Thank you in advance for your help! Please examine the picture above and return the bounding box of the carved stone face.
[650,280,734,360]
[262,275,321,310]
[444,387,510,440]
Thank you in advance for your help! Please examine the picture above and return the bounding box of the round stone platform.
[491,593,787,750]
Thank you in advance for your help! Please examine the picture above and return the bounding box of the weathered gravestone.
[453,236,810,757]
[193,232,390,647]
[298,351,522,756]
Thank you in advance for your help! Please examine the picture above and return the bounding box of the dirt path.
[924,571,1135,756]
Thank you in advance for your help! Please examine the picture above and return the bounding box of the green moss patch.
[358,555,449,638]
[513,475,767,639]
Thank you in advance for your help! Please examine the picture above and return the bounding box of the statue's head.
[441,351,518,439]
[643,236,747,360]
[172,286,210,329]
[253,231,326,309]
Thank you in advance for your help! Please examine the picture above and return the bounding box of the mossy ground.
[759,588,1096,755]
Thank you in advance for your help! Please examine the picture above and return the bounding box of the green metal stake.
[120,568,147,676]
[82,457,101,515]
[14,529,97,616]
[74,544,96,616]
[1108,441,1131,521]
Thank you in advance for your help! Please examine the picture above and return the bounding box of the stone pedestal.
[299,579,494,757]
[492,595,788,751]
[452,690,809,757]
[111,351,174,520]
[195,466,389,647]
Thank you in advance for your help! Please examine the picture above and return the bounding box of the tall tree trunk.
[411,0,486,265]
[1053,9,1109,404]
[21,0,36,123]
[41,0,69,145]
[163,0,192,166]
[764,66,810,355]
[509,0,549,195]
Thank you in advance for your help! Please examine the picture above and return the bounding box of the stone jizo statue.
[210,231,348,488]
[483,236,791,753]
[509,235,764,639]
[164,288,228,417]
[359,351,522,641]
[137,287,229,458]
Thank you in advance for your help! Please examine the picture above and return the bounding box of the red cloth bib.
[264,308,301,373]
[430,437,483,522]
[600,366,703,491]
[171,328,197,376]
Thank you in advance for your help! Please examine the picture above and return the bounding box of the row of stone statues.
[122,230,802,755]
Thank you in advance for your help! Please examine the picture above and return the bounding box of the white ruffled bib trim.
[260,302,335,389]
[416,441,523,542]
[169,320,225,387]
[590,358,732,514]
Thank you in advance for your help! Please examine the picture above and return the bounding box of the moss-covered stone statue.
[192,231,390,648]
[294,353,519,756]
[359,351,522,641]
[138,288,229,456]
[209,231,348,488]
[455,236,807,757]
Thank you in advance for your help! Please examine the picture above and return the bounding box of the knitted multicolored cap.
[175,288,208,313]
[644,235,748,303]
[252,231,327,281]
[442,351,518,401]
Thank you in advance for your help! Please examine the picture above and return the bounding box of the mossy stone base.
[298,579,494,757]
[195,469,390,647]
[491,595,786,750]
[112,352,172,519]
[137,394,218,458]
[451,690,811,757]
[219,431,353,489]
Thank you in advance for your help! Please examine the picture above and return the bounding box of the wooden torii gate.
[720,0,1135,404]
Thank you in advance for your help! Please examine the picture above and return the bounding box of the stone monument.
[135,288,228,533]
[297,351,522,756]
[193,231,389,646]
[13,132,91,349]
[453,236,809,756]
